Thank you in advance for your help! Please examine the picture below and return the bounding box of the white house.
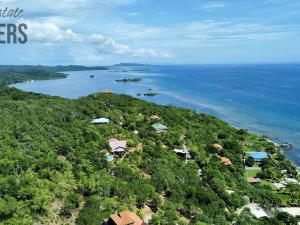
[92,118,110,125]
[237,203,270,219]
[277,207,300,217]
[173,149,190,163]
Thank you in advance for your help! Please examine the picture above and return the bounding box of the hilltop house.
[109,138,127,156]
[106,211,146,225]
[92,118,110,125]
[101,89,113,94]
[248,152,268,162]
[151,123,168,133]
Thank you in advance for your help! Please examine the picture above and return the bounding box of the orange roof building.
[220,157,232,166]
[107,211,146,225]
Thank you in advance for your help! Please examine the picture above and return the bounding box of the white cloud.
[100,19,292,48]
[3,0,298,64]
[198,2,226,10]
[24,19,172,60]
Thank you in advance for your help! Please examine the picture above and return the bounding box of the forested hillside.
[0,65,108,73]
[0,86,299,225]
[0,70,67,85]
[0,65,110,86]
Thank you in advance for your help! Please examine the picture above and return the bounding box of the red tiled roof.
[109,211,145,225]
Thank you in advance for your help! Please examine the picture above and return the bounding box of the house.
[212,143,223,152]
[285,178,300,184]
[101,89,113,94]
[150,115,160,120]
[272,182,287,189]
[173,149,190,155]
[247,177,262,185]
[151,123,168,133]
[237,203,270,219]
[107,211,146,225]
[173,149,190,162]
[109,138,127,156]
[92,118,110,124]
[220,157,232,166]
[248,152,268,161]
[247,204,270,218]
[277,207,300,217]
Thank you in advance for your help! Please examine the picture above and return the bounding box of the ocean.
[10,64,300,166]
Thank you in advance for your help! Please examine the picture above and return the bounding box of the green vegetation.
[0,72,298,224]
[0,65,110,86]
[0,70,67,85]
[0,65,108,73]
[244,168,262,177]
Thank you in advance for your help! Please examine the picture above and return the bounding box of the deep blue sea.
[11,64,300,166]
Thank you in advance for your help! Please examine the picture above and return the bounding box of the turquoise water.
[11,64,300,166]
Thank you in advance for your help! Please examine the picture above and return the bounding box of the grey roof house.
[151,123,168,133]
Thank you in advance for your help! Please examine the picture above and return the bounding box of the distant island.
[113,63,150,67]
[115,78,142,83]
[0,65,108,73]
[143,92,159,96]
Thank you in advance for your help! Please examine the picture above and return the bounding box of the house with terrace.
[109,138,127,156]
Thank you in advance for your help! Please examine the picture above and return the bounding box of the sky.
[0,0,300,65]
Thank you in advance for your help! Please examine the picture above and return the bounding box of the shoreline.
[227,124,299,170]
[7,70,300,168]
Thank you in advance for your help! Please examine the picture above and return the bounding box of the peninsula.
[0,67,299,225]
